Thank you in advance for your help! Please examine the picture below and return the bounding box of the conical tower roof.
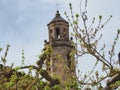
[47,11,68,26]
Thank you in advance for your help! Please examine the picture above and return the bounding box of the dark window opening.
[50,29,52,33]
[56,28,60,38]
[67,55,71,68]
[63,28,66,31]
[49,30,53,40]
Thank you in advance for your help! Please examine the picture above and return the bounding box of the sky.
[0,0,120,73]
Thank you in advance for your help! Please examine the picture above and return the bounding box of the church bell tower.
[46,11,76,85]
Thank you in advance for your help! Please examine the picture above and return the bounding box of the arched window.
[67,54,71,68]
[50,29,52,33]
[49,29,53,40]
[56,28,60,38]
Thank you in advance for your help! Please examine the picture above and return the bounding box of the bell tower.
[46,11,76,86]
[48,11,69,41]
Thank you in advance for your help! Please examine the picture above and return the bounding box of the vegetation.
[0,44,78,90]
[0,0,120,90]
[0,45,59,90]
[65,0,120,89]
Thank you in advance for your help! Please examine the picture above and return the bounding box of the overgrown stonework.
[44,11,77,89]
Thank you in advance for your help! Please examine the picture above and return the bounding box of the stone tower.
[46,11,76,86]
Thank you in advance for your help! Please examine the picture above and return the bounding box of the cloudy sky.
[0,0,120,69]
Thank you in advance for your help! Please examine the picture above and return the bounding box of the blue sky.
[0,0,120,69]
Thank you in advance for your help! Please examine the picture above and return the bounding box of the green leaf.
[0,48,2,52]
[75,14,79,18]
[14,67,20,70]
[99,15,102,20]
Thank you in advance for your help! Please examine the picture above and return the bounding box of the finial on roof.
[56,10,60,16]
[56,4,60,16]
[47,6,68,26]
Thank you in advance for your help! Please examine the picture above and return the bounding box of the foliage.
[0,45,53,90]
[0,44,78,90]
[0,0,120,89]
[65,0,120,89]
